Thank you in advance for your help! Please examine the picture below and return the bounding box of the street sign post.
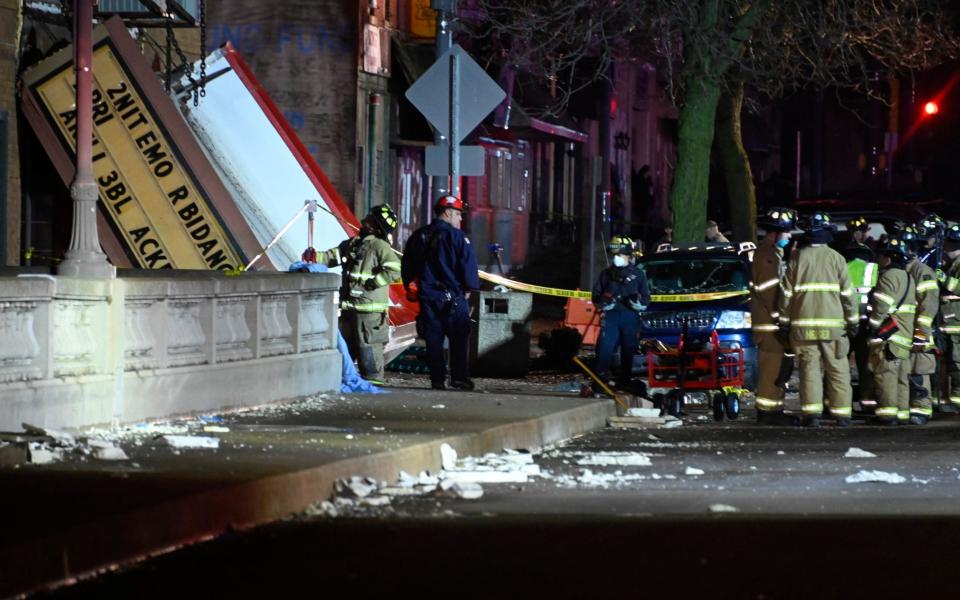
[406,43,505,192]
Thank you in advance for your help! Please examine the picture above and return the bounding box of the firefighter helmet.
[803,212,835,232]
[367,204,399,235]
[946,224,960,243]
[847,216,869,232]
[606,235,634,255]
[898,225,919,244]
[879,237,909,258]
[435,194,464,212]
[758,207,797,232]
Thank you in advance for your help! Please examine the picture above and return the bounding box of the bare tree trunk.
[669,81,721,243]
[715,82,757,242]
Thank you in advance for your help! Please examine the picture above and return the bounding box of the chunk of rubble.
[27,442,62,465]
[845,470,905,484]
[685,466,705,476]
[161,435,220,449]
[575,452,653,467]
[709,504,740,513]
[442,470,528,483]
[440,443,458,470]
[358,495,392,507]
[22,423,74,445]
[434,479,484,499]
[844,447,877,459]
[335,476,380,499]
[93,445,129,461]
[626,407,661,418]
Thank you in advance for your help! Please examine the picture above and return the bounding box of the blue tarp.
[289,261,387,394]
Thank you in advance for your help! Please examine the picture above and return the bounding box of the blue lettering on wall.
[283,111,306,131]
[206,22,353,56]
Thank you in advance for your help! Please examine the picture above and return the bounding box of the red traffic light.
[924,101,939,116]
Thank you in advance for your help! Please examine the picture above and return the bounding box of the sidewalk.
[0,384,613,597]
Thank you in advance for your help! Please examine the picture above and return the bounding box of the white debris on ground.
[308,446,548,516]
[709,504,740,513]
[844,447,877,459]
[845,470,906,484]
[567,452,654,467]
[161,435,220,450]
[6,423,132,465]
[685,466,705,476]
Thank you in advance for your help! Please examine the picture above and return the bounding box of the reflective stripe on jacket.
[320,234,401,313]
[906,258,939,337]
[847,257,878,316]
[750,236,783,340]
[780,244,857,341]
[868,267,916,358]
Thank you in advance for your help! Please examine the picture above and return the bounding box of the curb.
[0,399,614,597]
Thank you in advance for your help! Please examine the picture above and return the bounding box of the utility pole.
[430,0,455,207]
[59,0,115,278]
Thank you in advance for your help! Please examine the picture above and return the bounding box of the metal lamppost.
[58,0,115,278]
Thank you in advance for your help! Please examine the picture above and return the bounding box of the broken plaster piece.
[845,470,905,484]
[844,447,877,459]
[440,443,458,471]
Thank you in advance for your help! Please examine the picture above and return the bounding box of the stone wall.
[0,271,341,430]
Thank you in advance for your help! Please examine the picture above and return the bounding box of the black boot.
[756,410,798,426]
[908,414,928,425]
[449,379,475,391]
[801,415,821,428]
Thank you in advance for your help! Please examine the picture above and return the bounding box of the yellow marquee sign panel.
[31,41,242,270]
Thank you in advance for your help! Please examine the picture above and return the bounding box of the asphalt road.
[41,406,960,599]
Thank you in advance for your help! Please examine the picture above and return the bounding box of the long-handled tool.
[573,356,631,411]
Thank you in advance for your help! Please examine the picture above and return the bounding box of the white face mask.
[612,255,629,267]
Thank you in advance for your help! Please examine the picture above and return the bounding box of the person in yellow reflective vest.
[900,226,940,424]
[780,212,858,427]
[319,204,401,384]
[842,217,879,411]
[867,238,917,425]
[751,207,798,426]
[939,224,960,409]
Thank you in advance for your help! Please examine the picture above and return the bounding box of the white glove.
[600,302,616,312]
[628,299,647,312]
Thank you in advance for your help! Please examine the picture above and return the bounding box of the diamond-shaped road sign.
[405,44,506,144]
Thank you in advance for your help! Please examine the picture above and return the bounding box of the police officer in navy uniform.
[401,195,480,391]
[592,235,651,388]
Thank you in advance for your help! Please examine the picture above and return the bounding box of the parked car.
[632,243,758,398]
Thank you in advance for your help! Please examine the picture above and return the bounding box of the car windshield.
[640,257,749,294]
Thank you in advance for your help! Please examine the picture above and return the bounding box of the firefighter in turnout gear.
[319,204,401,383]
[592,235,651,389]
[868,238,917,425]
[780,212,858,427]
[939,224,960,409]
[901,226,940,424]
[842,217,879,409]
[752,207,798,426]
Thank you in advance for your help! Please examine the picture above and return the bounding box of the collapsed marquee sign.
[21,17,262,270]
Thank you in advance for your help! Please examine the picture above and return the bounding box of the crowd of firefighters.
[752,207,960,427]
[309,186,960,429]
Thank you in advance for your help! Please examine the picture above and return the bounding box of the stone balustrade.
[0,271,341,430]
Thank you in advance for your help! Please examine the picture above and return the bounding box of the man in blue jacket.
[402,195,481,391]
[592,235,651,389]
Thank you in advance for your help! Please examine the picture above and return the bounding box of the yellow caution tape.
[479,271,592,299]
[480,270,749,303]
